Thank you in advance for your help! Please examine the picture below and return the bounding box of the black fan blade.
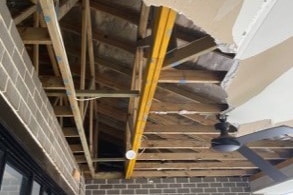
[238,145,288,182]
[236,125,293,145]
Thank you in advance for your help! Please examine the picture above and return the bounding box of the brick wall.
[0,3,84,195]
[86,177,251,195]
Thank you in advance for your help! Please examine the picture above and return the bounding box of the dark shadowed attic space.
[3,0,293,185]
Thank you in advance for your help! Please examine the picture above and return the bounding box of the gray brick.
[183,183,195,188]
[100,185,113,189]
[155,184,168,188]
[176,177,189,183]
[2,51,18,82]
[177,188,190,193]
[135,178,148,183]
[237,193,251,195]
[85,191,91,195]
[11,49,26,77]
[15,77,29,101]
[113,184,126,189]
[190,177,203,182]
[191,188,204,193]
[141,184,154,188]
[92,190,106,195]
[162,178,175,183]
[231,187,244,192]
[229,177,243,182]
[4,79,20,110]
[26,95,38,116]
[9,23,24,53]
[93,179,106,184]
[18,99,31,125]
[107,179,121,184]
[203,177,215,182]
[204,188,217,193]
[121,189,135,194]
[24,70,36,96]
[163,188,176,193]
[127,184,139,188]
[106,189,119,194]
[135,189,148,194]
[216,177,229,182]
[236,182,249,187]
[197,183,209,188]
[223,183,236,187]
[210,182,222,187]
[28,116,41,137]
[0,65,8,91]
[22,50,34,75]
[0,40,4,60]
[0,3,12,28]
[149,189,162,194]
[169,183,182,188]
[217,187,230,192]
[0,21,14,54]
[33,91,43,109]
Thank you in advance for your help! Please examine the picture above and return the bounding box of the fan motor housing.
[211,136,241,152]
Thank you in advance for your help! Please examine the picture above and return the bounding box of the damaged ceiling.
[7,0,293,179]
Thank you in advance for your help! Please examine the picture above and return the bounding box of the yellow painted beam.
[125,7,176,178]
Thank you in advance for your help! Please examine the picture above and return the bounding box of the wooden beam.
[40,0,95,177]
[63,127,79,137]
[75,90,139,98]
[58,0,79,20]
[138,151,287,161]
[39,76,64,90]
[132,170,253,178]
[70,144,84,153]
[144,124,218,134]
[96,104,128,122]
[159,70,227,84]
[92,158,125,162]
[18,27,51,44]
[135,161,257,170]
[162,36,217,69]
[54,106,73,117]
[61,22,136,54]
[126,7,176,179]
[14,5,37,25]
[150,102,228,114]
[141,140,293,149]
[182,114,218,126]
[94,172,123,179]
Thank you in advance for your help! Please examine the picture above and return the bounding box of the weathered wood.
[39,76,64,89]
[90,0,139,24]
[159,70,227,84]
[135,161,257,170]
[138,151,287,161]
[14,5,37,25]
[94,172,123,179]
[162,36,217,69]
[70,144,84,153]
[92,158,126,162]
[54,106,73,117]
[58,0,79,20]
[18,27,51,44]
[40,0,94,176]
[61,22,136,54]
[63,127,79,137]
[144,124,217,134]
[182,114,218,126]
[141,140,293,149]
[150,102,228,114]
[132,170,253,178]
[76,90,139,98]
[96,104,128,122]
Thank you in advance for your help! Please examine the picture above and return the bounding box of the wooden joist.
[40,0,95,176]
[144,124,217,134]
[141,140,293,149]
[54,106,73,117]
[14,5,37,25]
[76,90,139,98]
[94,172,123,179]
[162,36,217,69]
[96,104,128,122]
[61,22,136,54]
[90,0,139,25]
[70,144,84,153]
[18,27,51,44]
[182,114,218,126]
[63,127,79,137]
[132,170,253,178]
[126,7,176,179]
[150,102,228,114]
[39,76,65,90]
[138,151,287,161]
[159,70,227,84]
[135,161,257,170]
[58,0,80,20]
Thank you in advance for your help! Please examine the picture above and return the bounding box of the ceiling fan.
[211,115,293,182]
